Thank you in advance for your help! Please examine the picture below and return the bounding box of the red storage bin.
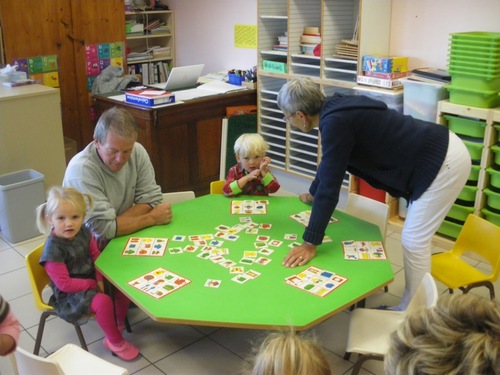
[359,178,386,203]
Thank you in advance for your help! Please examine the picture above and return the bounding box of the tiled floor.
[0,225,497,375]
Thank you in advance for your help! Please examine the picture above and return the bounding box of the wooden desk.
[95,195,394,330]
[92,90,257,196]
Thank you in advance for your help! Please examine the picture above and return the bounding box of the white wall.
[390,0,500,70]
[166,0,258,74]
[167,0,500,72]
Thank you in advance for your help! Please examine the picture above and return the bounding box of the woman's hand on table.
[299,193,314,205]
[282,243,316,267]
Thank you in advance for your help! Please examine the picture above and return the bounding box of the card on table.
[128,268,190,299]
[285,266,348,298]
[231,200,268,215]
[204,279,221,288]
[289,210,338,227]
[122,237,168,256]
[342,240,387,260]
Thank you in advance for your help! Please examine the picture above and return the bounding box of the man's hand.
[150,202,173,225]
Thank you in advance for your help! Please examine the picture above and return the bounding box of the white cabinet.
[125,10,175,84]
[257,0,392,184]
[0,84,66,189]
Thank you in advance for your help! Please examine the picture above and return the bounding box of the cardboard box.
[362,55,408,73]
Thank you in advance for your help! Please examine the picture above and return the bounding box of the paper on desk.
[146,79,247,101]
[198,80,247,94]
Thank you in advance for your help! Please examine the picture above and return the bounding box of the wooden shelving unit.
[256,0,392,188]
[125,10,175,84]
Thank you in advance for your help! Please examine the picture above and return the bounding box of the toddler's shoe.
[103,337,139,361]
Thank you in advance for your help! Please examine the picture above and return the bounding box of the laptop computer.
[164,64,205,91]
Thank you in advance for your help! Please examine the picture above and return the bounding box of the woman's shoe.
[103,337,139,361]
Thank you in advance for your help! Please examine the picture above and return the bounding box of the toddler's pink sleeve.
[0,311,20,355]
[45,262,97,292]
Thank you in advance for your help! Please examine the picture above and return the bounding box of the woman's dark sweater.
[304,93,449,245]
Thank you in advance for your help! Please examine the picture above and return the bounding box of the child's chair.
[162,191,195,204]
[431,214,500,300]
[210,180,225,194]
[344,273,438,375]
[26,244,131,355]
[26,244,90,355]
[13,344,128,375]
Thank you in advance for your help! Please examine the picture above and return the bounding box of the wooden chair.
[161,191,195,204]
[431,214,500,300]
[12,344,128,375]
[210,180,225,194]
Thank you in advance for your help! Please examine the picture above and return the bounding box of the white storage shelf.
[257,0,392,187]
[125,10,175,85]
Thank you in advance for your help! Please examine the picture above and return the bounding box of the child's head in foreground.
[36,186,93,241]
[385,293,500,375]
[234,133,269,172]
[247,330,331,375]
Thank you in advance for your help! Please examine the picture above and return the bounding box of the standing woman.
[277,77,471,310]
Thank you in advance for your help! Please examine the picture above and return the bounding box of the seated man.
[63,106,172,249]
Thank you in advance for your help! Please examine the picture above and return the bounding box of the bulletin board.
[84,41,124,91]
[234,24,257,49]
[11,55,59,87]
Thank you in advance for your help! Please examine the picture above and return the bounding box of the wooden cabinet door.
[0,0,125,149]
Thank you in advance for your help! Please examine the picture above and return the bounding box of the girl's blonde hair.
[385,293,500,375]
[248,330,331,375]
[36,186,94,234]
[234,133,269,158]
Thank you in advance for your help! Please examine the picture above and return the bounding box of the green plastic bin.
[444,115,486,139]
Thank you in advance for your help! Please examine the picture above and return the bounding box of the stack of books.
[357,55,410,89]
[144,19,160,33]
[273,32,288,52]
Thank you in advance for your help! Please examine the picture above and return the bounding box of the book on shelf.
[357,75,403,89]
[144,19,160,31]
[409,68,451,84]
[125,88,175,107]
[363,71,411,80]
